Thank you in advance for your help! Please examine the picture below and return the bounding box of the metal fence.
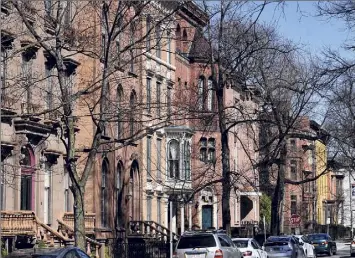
[111,241,172,258]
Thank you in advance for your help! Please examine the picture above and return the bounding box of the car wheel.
[332,246,336,255]
[328,247,332,256]
[351,253,355,257]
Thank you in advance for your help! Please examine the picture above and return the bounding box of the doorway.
[202,205,213,229]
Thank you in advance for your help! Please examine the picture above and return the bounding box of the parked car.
[263,235,304,258]
[232,238,268,258]
[294,235,316,258]
[350,238,355,257]
[174,229,243,258]
[6,247,90,258]
[307,233,337,256]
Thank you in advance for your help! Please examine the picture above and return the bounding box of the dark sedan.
[6,247,90,258]
[307,233,336,256]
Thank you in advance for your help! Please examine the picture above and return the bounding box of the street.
[325,242,351,258]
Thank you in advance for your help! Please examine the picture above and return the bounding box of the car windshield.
[233,240,248,248]
[177,235,217,249]
[308,235,327,240]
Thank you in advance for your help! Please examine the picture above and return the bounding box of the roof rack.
[182,229,227,235]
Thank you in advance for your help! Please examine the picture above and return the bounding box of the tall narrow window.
[290,139,296,151]
[21,53,33,110]
[44,0,52,16]
[147,196,152,221]
[44,162,52,225]
[129,91,136,136]
[199,138,207,162]
[167,86,171,120]
[130,23,135,73]
[147,136,152,181]
[146,15,151,52]
[184,141,191,180]
[156,82,161,117]
[207,78,213,111]
[147,77,151,113]
[290,195,297,215]
[156,24,161,58]
[116,163,122,225]
[157,197,161,224]
[167,31,171,64]
[45,63,54,111]
[116,85,123,139]
[290,160,297,180]
[101,160,108,227]
[64,168,72,212]
[157,138,162,181]
[1,49,6,94]
[198,77,204,110]
[168,140,180,179]
[208,138,216,163]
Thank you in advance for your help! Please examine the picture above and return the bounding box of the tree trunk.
[221,131,231,235]
[270,140,287,235]
[216,85,231,235]
[73,185,86,250]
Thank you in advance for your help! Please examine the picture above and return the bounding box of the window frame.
[168,139,180,179]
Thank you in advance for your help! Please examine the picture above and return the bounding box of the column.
[180,203,185,234]
[172,201,176,233]
[188,202,192,230]
[163,197,169,241]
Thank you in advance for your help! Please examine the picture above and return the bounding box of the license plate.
[272,248,280,251]
[186,254,206,258]
[313,244,318,247]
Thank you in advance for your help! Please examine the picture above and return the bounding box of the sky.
[258,1,352,57]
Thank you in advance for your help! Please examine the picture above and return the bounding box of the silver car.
[174,230,243,258]
[263,236,304,258]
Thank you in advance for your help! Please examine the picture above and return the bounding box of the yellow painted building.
[311,121,331,224]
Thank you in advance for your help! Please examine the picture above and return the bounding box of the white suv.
[174,230,243,258]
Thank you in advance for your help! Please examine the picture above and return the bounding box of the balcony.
[61,212,96,235]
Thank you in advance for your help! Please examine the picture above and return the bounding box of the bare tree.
[2,0,179,249]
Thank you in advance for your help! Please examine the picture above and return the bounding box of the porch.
[1,211,103,257]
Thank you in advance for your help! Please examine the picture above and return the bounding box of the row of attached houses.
[0,1,260,256]
[260,116,352,235]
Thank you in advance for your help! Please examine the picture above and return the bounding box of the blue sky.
[258,1,351,56]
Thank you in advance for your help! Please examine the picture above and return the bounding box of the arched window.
[116,84,123,139]
[129,91,136,136]
[184,141,191,180]
[168,140,180,179]
[207,78,213,111]
[198,76,205,110]
[101,160,109,227]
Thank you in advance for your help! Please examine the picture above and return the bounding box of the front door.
[20,175,32,210]
[202,205,213,229]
